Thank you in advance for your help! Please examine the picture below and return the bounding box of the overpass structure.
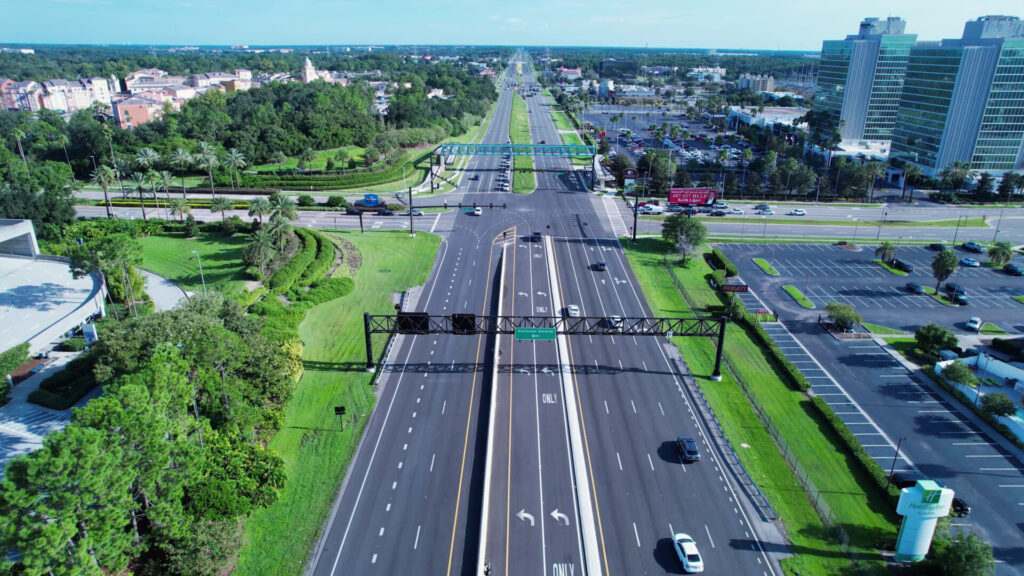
[431,143,600,192]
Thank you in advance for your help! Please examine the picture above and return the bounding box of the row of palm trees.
[242,194,298,272]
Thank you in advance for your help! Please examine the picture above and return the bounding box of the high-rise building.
[891,15,1024,176]
[815,17,917,141]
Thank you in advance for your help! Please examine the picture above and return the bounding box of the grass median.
[861,322,906,335]
[874,259,908,276]
[510,92,535,194]
[753,257,779,275]
[234,230,441,576]
[642,215,987,228]
[783,285,815,308]
[623,239,896,575]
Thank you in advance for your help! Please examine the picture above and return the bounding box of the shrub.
[184,215,199,238]
[300,232,335,286]
[58,337,87,352]
[221,215,244,235]
[706,249,738,277]
[0,342,30,376]
[916,323,957,357]
[267,229,317,292]
[711,269,725,288]
[245,266,264,281]
[30,353,98,410]
[325,196,347,208]
[297,194,316,207]
[980,392,1017,418]
[991,337,1023,357]
[234,287,268,309]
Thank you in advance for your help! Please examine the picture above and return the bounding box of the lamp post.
[952,215,963,245]
[852,218,859,245]
[876,210,887,241]
[191,250,207,296]
[885,437,906,491]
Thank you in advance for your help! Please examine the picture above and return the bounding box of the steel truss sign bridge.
[435,143,596,157]
[362,312,728,379]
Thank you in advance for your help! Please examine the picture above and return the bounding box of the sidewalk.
[141,269,188,311]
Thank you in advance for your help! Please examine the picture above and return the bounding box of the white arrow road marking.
[518,291,529,297]
[519,368,531,375]
[516,509,535,527]
[550,509,570,526]
[537,291,547,297]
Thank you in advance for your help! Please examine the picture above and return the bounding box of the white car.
[473,207,483,216]
[566,305,581,318]
[712,201,728,209]
[673,533,704,573]
[966,317,982,332]
[608,315,623,329]
[787,209,807,216]
[729,208,744,214]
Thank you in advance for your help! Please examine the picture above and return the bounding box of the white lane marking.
[398,461,403,469]
[604,400,609,414]
[647,453,655,471]
[379,527,384,536]
[642,360,648,371]
[407,427,413,434]
[617,452,623,471]
[430,453,435,472]
[631,400,637,414]
[372,554,378,564]
[414,525,422,550]
[658,402,665,416]
[633,522,641,548]
[442,401,447,415]
[980,468,1018,471]
[392,482,397,490]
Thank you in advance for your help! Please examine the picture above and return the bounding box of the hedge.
[267,229,318,292]
[710,249,738,277]
[0,342,30,376]
[991,337,1023,357]
[736,311,813,392]
[300,232,335,287]
[29,353,98,410]
[234,287,268,309]
[239,149,427,190]
[810,396,900,503]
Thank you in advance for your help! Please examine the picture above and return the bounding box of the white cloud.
[505,17,525,25]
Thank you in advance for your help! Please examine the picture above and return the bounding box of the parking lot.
[722,243,1024,333]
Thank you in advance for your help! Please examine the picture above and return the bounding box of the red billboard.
[669,188,716,205]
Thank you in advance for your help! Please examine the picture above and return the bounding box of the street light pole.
[876,210,887,241]
[852,219,859,244]
[885,437,906,491]
[952,215,963,245]
[191,249,207,297]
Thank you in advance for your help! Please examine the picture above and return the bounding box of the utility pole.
[876,210,887,241]
[408,186,415,237]
[885,437,906,491]
[952,215,963,245]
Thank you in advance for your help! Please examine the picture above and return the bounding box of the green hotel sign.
[515,327,556,341]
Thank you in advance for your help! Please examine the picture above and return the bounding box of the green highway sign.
[515,327,556,341]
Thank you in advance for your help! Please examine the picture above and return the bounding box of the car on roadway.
[729,208,744,214]
[404,209,424,216]
[966,317,982,332]
[709,210,727,217]
[676,436,701,462]
[473,207,483,216]
[345,208,361,215]
[787,209,807,216]
[595,261,607,271]
[712,201,729,209]
[531,232,542,242]
[681,207,698,216]
[566,305,581,318]
[470,174,480,181]
[906,281,925,294]
[667,205,684,213]
[378,209,395,216]
[756,209,775,215]
[607,315,623,330]
[1004,263,1023,276]
[697,205,713,213]
[673,533,704,573]
[962,241,985,253]
[960,257,980,267]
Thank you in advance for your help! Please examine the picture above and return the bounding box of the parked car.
[1004,263,1023,276]
[965,317,982,332]
[960,257,981,267]
[676,436,701,462]
[932,480,971,516]
[892,259,914,273]
[929,243,946,251]
[962,241,985,253]
[787,209,807,216]
[945,282,967,296]
[906,281,925,294]
[673,533,704,573]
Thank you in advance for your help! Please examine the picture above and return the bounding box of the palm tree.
[210,196,233,222]
[244,227,277,271]
[145,170,164,218]
[52,133,74,177]
[169,148,192,200]
[942,160,975,193]
[265,214,292,250]
[875,241,897,264]
[157,170,174,207]
[248,196,272,225]
[111,156,130,198]
[169,198,191,222]
[987,242,1014,267]
[226,148,247,191]
[833,156,848,200]
[271,151,288,173]
[194,142,220,199]
[298,148,317,172]
[864,161,885,202]
[91,165,116,219]
[931,249,960,294]
[716,148,729,191]
[128,172,148,220]
[11,128,28,174]
[902,164,923,202]
[135,147,160,173]
[268,192,298,221]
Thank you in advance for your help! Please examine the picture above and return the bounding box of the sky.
[2,0,1022,50]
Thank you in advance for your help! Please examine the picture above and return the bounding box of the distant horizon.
[3,1,1021,49]
[0,43,823,54]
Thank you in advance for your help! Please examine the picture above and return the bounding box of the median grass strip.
[510,92,535,194]
[550,107,575,132]
[861,322,906,335]
[643,216,986,228]
[783,285,815,308]
[981,322,1008,335]
[753,257,778,275]
[874,259,908,276]
[624,239,895,575]
[234,230,441,576]
[138,230,249,295]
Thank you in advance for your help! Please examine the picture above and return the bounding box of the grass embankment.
[783,285,815,308]
[623,239,896,575]
[138,231,249,295]
[861,323,906,335]
[753,257,778,275]
[874,259,908,276]
[510,92,535,194]
[251,147,366,173]
[234,230,441,576]
[981,322,1008,335]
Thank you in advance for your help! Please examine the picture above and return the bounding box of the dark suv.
[1004,263,1023,276]
[676,436,701,462]
[892,259,914,273]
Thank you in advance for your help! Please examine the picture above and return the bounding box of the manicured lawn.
[559,131,590,167]
[862,322,906,335]
[783,285,815,308]
[510,92,535,194]
[138,230,249,295]
[234,230,441,576]
[623,239,895,575]
[981,322,1008,335]
[753,257,778,275]
[251,147,366,173]
[874,259,908,276]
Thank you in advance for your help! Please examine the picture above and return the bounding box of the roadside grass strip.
[874,259,908,276]
[510,93,535,194]
[783,285,815,308]
[624,238,896,575]
[753,257,779,275]
[980,322,1008,335]
[233,231,441,576]
[861,323,907,336]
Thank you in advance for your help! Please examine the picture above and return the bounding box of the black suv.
[710,209,727,217]
[944,283,967,296]
[933,480,971,516]
[1004,263,1023,276]
[676,436,701,462]
[892,259,914,273]
[929,243,946,251]
[754,204,770,211]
